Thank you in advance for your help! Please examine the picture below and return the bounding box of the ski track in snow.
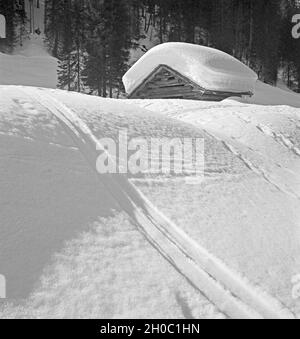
[213,132,300,201]
[256,123,300,157]
[132,100,300,201]
[15,86,294,319]
[229,109,300,158]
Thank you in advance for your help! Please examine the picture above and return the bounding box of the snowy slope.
[0,36,57,88]
[1,34,300,318]
[0,85,227,319]
[123,42,258,94]
[0,84,299,318]
[129,93,300,316]
[240,81,300,108]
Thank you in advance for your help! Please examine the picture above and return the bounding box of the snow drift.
[123,42,258,95]
[0,85,227,319]
[241,81,300,108]
[0,84,300,318]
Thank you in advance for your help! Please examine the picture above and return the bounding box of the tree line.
[45,0,134,96]
[47,0,300,95]
[139,0,300,89]
[1,0,300,95]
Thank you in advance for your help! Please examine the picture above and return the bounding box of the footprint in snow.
[13,99,39,115]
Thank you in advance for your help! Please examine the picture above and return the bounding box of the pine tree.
[44,0,65,57]
[14,0,28,48]
[83,0,133,97]
[250,0,281,84]
[57,0,86,92]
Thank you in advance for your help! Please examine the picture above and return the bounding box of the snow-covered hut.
[123,43,258,101]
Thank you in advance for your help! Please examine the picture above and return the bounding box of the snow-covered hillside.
[0,85,226,319]
[0,1,57,89]
[1,32,300,318]
[0,36,57,88]
[242,81,300,108]
[0,83,299,318]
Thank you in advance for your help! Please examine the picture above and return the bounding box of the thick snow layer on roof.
[123,42,258,94]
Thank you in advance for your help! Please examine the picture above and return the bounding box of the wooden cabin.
[127,64,253,101]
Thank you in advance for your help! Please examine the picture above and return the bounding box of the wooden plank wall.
[129,65,248,101]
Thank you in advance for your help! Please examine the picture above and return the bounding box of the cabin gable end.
[128,65,205,100]
[128,64,253,101]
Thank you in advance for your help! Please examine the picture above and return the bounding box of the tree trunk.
[248,0,254,65]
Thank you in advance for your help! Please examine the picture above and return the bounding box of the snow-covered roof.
[123,43,258,95]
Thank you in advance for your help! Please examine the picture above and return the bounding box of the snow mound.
[123,42,258,94]
[1,86,300,317]
[239,81,300,108]
[0,86,226,318]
